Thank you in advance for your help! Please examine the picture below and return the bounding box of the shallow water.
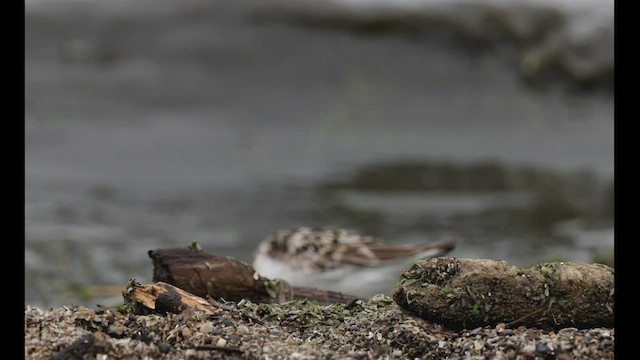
[25,0,613,308]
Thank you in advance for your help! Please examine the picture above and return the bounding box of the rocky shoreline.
[25,256,615,359]
[25,295,614,359]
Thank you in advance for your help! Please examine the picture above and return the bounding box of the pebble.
[199,322,214,334]
[216,338,227,347]
[558,327,578,336]
[520,344,536,355]
[184,349,197,357]
[474,340,483,351]
[237,325,250,334]
[536,342,549,355]
[107,324,122,337]
[158,342,171,354]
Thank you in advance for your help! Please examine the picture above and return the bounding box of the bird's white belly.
[253,255,408,299]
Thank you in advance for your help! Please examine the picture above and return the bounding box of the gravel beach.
[25,295,614,359]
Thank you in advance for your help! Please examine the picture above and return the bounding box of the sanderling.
[252,227,456,298]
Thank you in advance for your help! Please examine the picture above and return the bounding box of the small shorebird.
[252,227,456,298]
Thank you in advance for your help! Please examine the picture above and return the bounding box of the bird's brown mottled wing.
[329,239,456,267]
[362,240,457,262]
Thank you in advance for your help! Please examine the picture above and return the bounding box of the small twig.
[191,344,243,353]
[207,298,265,325]
[242,313,265,325]
[208,298,236,312]
[505,308,544,328]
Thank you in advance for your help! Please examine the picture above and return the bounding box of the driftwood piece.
[393,257,615,330]
[122,280,222,315]
[291,286,361,304]
[148,247,360,305]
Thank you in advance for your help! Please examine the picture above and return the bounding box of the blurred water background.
[25,0,614,308]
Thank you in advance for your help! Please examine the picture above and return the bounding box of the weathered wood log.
[148,247,360,305]
[122,280,222,315]
[393,257,614,330]
[148,247,290,303]
[291,286,361,304]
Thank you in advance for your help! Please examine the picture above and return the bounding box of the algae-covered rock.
[393,257,614,330]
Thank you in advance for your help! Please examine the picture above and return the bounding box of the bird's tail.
[367,239,457,262]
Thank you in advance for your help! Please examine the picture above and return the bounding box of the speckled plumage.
[252,227,456,298]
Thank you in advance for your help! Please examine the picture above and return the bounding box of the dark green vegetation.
[590,247,615,268]
[264,3,612,93]
[314,159,614,272]
[317,159,612,235]
[320,160,516,192]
